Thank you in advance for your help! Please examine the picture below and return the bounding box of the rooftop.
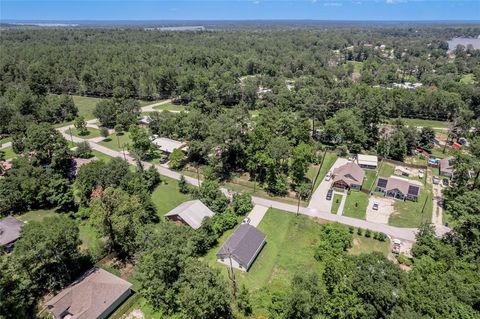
[152,137,185,153]
[46,268,132,319]
[357,154,378,166]
[333,162,365,186]
[217,224,266,270]
[0,216,24,246]
[377,176,421,196]
[165,200,215,229]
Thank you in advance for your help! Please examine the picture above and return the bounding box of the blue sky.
[1,0,479,21]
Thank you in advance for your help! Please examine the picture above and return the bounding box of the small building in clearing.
[216,224,266,272]
[376,176,421,201]
[46,268,132,319]
[164,200,215,230]
[439,156,455,178]
[0,216,24,253]
[394,166,410,177]
[152,137,186,154]
[357,154,378,169]
[332,162,365,190]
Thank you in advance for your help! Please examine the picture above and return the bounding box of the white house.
[357,154,378,170]
[152,137,186,154]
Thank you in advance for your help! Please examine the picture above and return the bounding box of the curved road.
[55,100,450,242]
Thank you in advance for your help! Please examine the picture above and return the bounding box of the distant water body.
[448,37,480,52]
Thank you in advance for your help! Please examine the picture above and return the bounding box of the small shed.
[357,154,378,169]
[164,200,215,229]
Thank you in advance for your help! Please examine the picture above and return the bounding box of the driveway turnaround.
[308,157,348,212]
[366,196,395,224]
[247,205,269,227]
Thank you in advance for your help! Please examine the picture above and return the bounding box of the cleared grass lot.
[152,103,186,112]
[205,209,327,315]
[2,147,16,160]
[388,117,449,129]
[68,127,102,139]
[71,95,103,120]
[343,190,368,220]
[98,132,131,152]
[389,187,433,228]
[151,176,191,217]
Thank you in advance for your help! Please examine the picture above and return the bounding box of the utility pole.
[227,249,237,299]
[253,162,257,193]
[68,127,74,144]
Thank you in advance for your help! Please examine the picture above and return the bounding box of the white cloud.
[323,2,343,6]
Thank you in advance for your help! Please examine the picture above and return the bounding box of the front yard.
[331,194,343,214]
[98,132,131,151]
[343,190,369,220]
[363,170,377,192]
[389,187,433,228]
[68,127,102,139]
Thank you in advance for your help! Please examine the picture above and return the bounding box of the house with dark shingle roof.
[332,162,365,190]
[0,216,24,253]
[375,176,420,201]
[46,267,132,319]
[216,224,266,272]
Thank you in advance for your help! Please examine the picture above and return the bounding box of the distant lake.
[448,37,480,52]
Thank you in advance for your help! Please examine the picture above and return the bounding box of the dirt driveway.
[366,196,395,224]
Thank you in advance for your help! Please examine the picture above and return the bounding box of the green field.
[343,191,368,220]
[68,127,102,139]
[0,136,11,145]
[389,187,433,228]
[388,118,449,129]
[152,103,186,112]
[312,152,337,191]
[349,235,390,257]
[205,209,327,315]
[363,170,377,192]
[2,147,16,160]
[71,95,104,120]
[99,132,131,152]
[151,176,191,217]
[16,209,58,223]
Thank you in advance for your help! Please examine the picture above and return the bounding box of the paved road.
[140,99,174,113]
[55,102,453,243]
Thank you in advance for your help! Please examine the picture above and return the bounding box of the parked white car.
[418,169,425,178]
[325,172,332,181]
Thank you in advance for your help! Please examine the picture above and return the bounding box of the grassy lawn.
[343,191,368,220]
[389,187,433,228]
[378,161,395,178]
[16,209,58,222]
[204,209,328,315]
[363,170,377,192]
[91,150,116,162]
[98,132,131,152]
[71,95,103,120]
[349,235,390,257]
[347,61,363,73]
[78,221,103,257]
[2,147,16,160]
[331,194,343,214]
[388,118,449,129]
[139,99,166,107]
[152,103,186,112]
[151,176,191,217]
[67,127,102,139]
[0,136,11,145]
[430,147,456,159]
[312,152,337,191]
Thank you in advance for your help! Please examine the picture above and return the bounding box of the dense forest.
[0,24,480,319]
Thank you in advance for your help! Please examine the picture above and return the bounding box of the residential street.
[55,102,451,243]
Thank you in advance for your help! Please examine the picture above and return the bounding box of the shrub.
[365,229,372,238]
[178,175,190,194]
[232,193,253,216]
[397,254,413,266]
[357,228,363,236]
[349,226,355,233]
[75,141,92,159]
[315,223,353,261]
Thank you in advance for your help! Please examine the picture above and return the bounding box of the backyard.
[389,186,433,228]
[343,190,369,220]
[1,147,16,160]
[204,209,328,315]
[363,170,377,192]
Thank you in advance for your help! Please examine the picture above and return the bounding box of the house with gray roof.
[46,267,132,319]
[376,176,421,201]
[164,200,215,229]
[0,216,24,253]
[216,224,266,272]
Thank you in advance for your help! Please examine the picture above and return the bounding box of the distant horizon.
[2,0,479,22]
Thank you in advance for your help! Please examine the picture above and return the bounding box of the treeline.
[1,27,479,121]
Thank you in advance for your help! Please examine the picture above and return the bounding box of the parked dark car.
[326,189,333,200]
[442,178,449,186]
